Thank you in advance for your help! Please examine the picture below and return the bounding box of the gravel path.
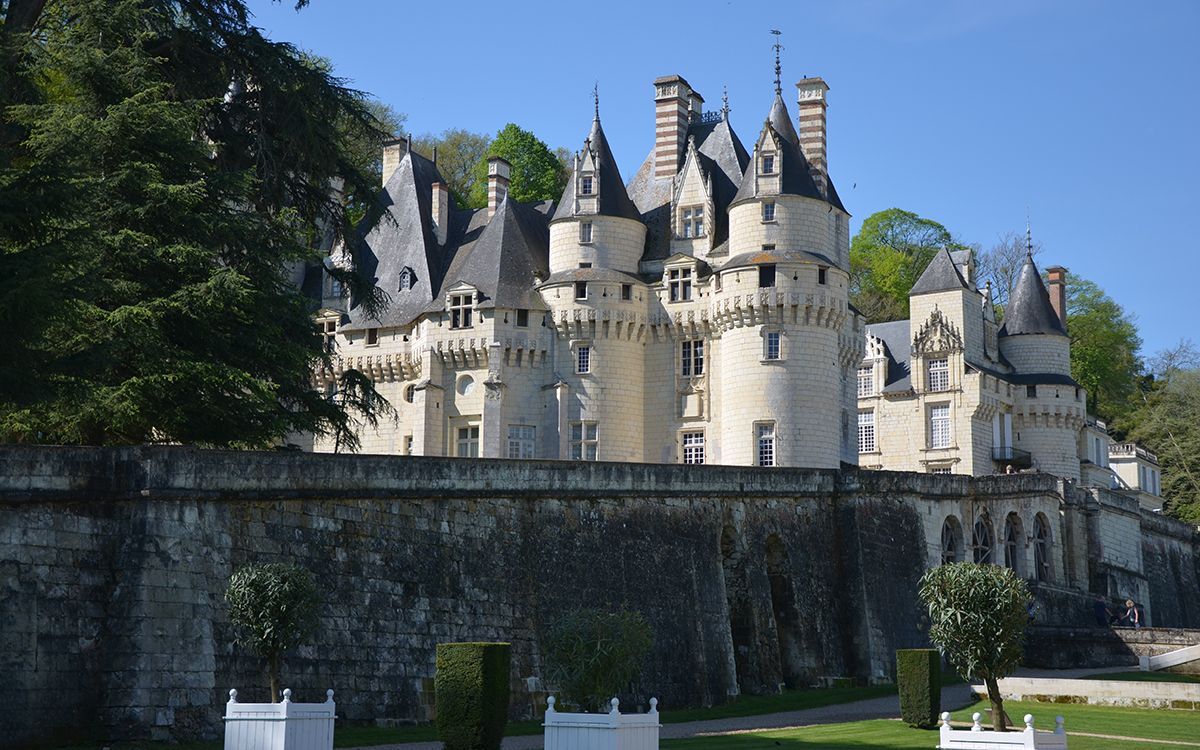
[348,683,978,750]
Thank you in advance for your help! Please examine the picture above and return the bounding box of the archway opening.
[766,534,802,687]
[1003,513,1024,575]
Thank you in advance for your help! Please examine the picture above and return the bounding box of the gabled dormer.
[444,282,479,330]
[671,136,716,258]
[662,252,705,304]
[911,307,964,394]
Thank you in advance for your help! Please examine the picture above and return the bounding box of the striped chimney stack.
[487,156,511,218]
[654,75,702,179]
[795,77,830,196]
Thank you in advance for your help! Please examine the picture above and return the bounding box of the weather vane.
[770,29,784,95]
[593,81,599,120]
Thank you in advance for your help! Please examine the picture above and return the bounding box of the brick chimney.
[1046,265,1068,330]
[653,75,696,179]
[795,77,829,196]
[381,135,409,187]
[431,182,449,245]
[487,156,511,218]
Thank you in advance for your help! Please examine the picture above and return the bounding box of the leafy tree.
[542,609,652,712]
[329,368,397,453]
[1128,342,1200,522]
[414,128,491,208]
[0,0,389,447]
[465,123,568,209]
[1066,275,1143,423]
[919,563,1031,731]
[976,230,1043,312]
[849,208,968,323]
[226,563,320,702]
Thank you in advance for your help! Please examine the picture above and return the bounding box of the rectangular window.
[928,358,949,392]
[507,425,536,459]
[570,421,599,460]
[682,208,692,238]
[404,435,413,455]
[818,267,828,285]
[323,320,338,353]
[858,410,876,453]
[576,345,591,374]
[756,423,776,467]
[681,340,705,376]
[762,202,776,222]
[366,327,379,346]
[764,331,781,361]
[581,176,593,195]
[449,294,473,329]
[1026,384,1037,398]
[456,425,480,457]
[929,404,952,449]
[331,279,344,298]
[762,155,774,174]
[680,205,705,238]
[857,366,874,397]
[575,281,588,300]
[758,264,776,288]
[682,431,705,464]
[693,206,704,237]
[668,267,693,302]
[580,221,593,243]
[516,309,529,327]
[621,283,632,301]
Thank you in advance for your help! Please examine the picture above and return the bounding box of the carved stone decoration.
[912,308,964,354]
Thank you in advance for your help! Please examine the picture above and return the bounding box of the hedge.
[896,648,940,728]
[436,642,511,750]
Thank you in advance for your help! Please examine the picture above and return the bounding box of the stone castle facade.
[311,69,862,468]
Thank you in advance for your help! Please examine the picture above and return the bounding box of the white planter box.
[224,688,336,750]
[544,696,660,750]
[938,711,1066,749]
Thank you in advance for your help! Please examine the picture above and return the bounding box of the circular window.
[404,384,415,403]
[456,375,475,396]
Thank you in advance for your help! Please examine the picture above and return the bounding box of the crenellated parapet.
[707,288,848,333]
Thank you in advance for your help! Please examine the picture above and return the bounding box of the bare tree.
[976,231,1043,311]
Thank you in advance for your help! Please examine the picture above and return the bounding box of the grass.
[950,698,1199,744]
[1082,670,1200,684]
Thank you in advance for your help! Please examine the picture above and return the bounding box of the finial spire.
[593,81,599,121]
[770,30,784,95]
[721,84,730,119]
[1025,220,1033,258]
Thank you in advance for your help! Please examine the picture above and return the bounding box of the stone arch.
[1002,512,1024,575]
[972,514,995,564]
[1033,513,1053,582]
[720,524,755,694]
[940,516,963,564]
[765,534,803,687]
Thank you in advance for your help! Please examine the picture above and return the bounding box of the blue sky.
[247,0,1196,358]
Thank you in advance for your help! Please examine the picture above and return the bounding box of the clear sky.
[247,0,1196,358]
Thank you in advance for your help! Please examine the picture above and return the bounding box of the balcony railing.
[993,446,1032,469]
[1109,442,1159,464]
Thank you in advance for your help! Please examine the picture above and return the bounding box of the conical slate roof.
[767,94,800,146]
[732,94,844,210]
[999,255,1067,337]
[911,248,970,296]
[552,117,642,223]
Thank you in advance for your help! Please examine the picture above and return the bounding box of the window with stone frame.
[928,357,950,392]
[764,331,781,361]
[575,344,591,374]
[857,410,876,453]
[575,281,588,300]
[680,205,705,238]
[366,328,379,346]
[399,267,415,291]
[580,221,593,243]
[857,366,873,397]
[515,309,529,327]
[681,431,705,464]
[621,283,633,301]
[758,264,776,288]
[570,421,599,460]
[321,319,338,353]
[449,293,473,329]
[756,422,776,467]
[580,175,594,195]
[455,425,480,457]
[668,267,693,302]
[762,201,776,222]
[929,403,951,449]
[941,517,962,564]
[1003,513,1023,573]
[404,435,413,455]
[330,278,344,298]
[680,339,704,377]
[761,153,775,174]
[972,516,994,564]
[507,425,536,459]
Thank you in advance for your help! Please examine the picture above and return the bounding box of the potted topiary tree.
[223,563,334,750]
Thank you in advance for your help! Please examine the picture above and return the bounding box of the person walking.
[1123,599,1141,628]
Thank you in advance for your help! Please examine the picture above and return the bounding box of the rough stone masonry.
[0,446,1196,746]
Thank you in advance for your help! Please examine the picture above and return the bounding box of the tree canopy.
[1127,342,1200,522]
[414,128,491,209]
[1066,275,1143,423]
[226,563,320,702]
[0,0,391,447]
[465,123,569,209]
[849,208,969,323]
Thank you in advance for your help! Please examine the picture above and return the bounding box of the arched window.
[1003,513,1024,574]
[941,516,963,565]
[972,515,994,564]
[1034,513,1052,582]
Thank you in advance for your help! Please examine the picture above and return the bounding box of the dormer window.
[575,281,588,300]
[399,267,415,292]
[581,175,594,195]
[580,221,593,244]
[761,154,775,174]
[680,206,704,238]
[449,293,473,329]
[762,202,776,222]
[668,267,693,302]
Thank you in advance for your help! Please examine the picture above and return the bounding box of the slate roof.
[999,254,1067,337]
[553,117,641,223]
[865,319,913,393]
[910,248,971,296]
[724,247,839,269]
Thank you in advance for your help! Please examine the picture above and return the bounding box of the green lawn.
[1083,670,1200,684]
[950,699,1199,744]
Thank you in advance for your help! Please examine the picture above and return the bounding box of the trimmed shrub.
[897,648,940,727]
[436,642,511,750]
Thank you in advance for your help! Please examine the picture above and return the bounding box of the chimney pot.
[487,156,511,218]
[1046,266,1068,330]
